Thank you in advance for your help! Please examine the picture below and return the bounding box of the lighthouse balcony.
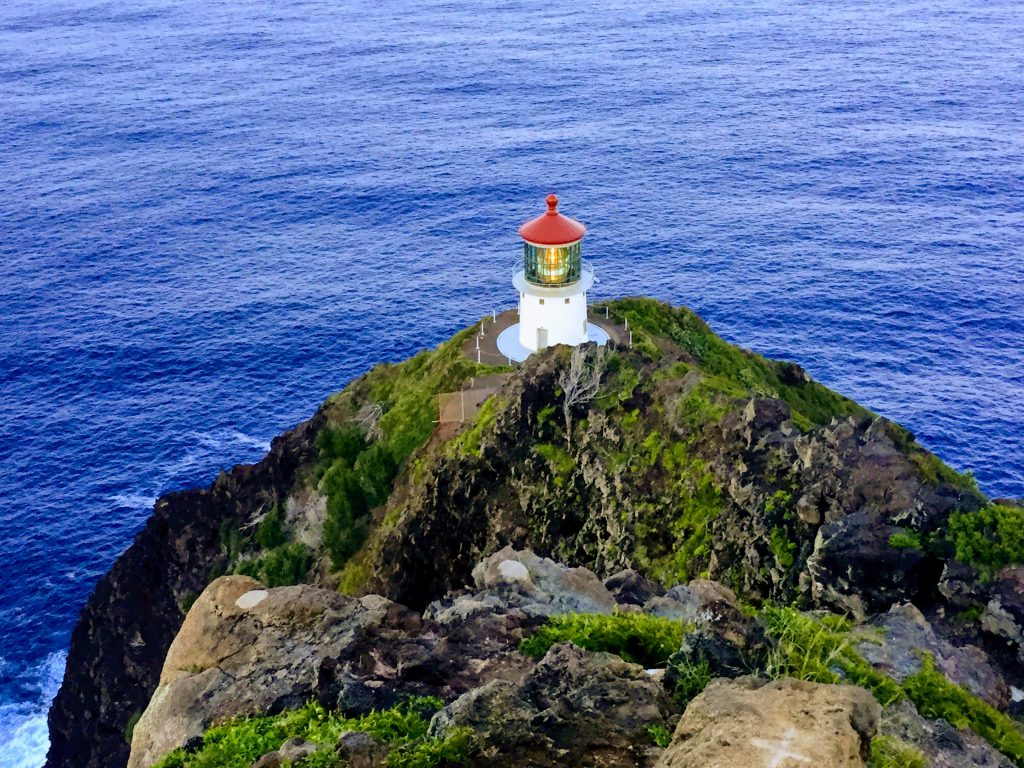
[512,261,594,297]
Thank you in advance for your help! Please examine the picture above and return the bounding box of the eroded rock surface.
[878,700,1014,768]
[128,566,548,768]
[431,642,674,768]
[656,677,879,768]
[855,602,1009,708]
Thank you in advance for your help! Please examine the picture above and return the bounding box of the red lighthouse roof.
[518,194,586,246]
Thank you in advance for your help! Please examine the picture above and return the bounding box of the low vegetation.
[150,697,471,768]
[647,724,672,748]
[867,736,927,768]
[611,298,866,428]
[903,654,1024,766]
[234,542,312,588]
[519,612,687,668]
[318,327,505,576]
[948,503,1024,578]
[761,607,903,706]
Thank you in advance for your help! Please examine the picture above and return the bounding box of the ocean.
[1,0,1022,763]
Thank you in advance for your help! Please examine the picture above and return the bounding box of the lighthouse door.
[537,327,548,350]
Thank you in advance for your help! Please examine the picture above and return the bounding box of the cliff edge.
[46,299,1024,768]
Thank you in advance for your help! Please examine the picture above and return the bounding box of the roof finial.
[546,193,559,215]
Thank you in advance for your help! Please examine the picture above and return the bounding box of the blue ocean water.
[1,0,1022,762]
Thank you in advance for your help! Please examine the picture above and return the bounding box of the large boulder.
[128,576,422,768]
[431,642,675,767]
[666,599,770,688]
[879,700,1014,768]
[644,580,739,622]
[855,603,1009,708]
[656,677,879,768]
[605,569,663,607]
[471,546,617,616]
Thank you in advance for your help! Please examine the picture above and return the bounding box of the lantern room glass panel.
[524,242,581,285]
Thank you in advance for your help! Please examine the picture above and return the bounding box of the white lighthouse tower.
[497,194,607,361]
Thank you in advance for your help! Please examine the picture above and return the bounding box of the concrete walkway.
[461,307,628,367]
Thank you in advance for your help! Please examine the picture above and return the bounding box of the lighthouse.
[496,194,607,362]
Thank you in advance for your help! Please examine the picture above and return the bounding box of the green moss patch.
[519,612,687,668]
[867,736,926,768]
[151,697,471,768]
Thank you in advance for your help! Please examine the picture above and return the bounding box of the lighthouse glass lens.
[524,242,581,285]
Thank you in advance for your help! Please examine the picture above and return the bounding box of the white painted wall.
[513,266,594,351]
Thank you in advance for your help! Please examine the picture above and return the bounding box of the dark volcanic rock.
[667,599,771,687]
[431,642,675,768]
[855,603,1009,708]
[128,571,542,767]
[879,700,1014,768]
[605,569,663,607]
[46,415,321,768]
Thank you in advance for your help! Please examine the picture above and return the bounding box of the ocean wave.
[0,651,66,768]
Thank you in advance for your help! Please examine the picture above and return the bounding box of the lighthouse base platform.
[496,322,610,363]
[461,308,625,366]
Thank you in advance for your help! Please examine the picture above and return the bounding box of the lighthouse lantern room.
[497,194,607,362]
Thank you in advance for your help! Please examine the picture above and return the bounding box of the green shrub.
[151,697,469,768]
[355,443,398,507]
[948,504,1024,578]
[533,443,575,486]
[321,461,370,568]
[234,542,311,587]
[647,724,672,748]
[769,527,797,569]
[903,654,1024,766]
[317,424,367,467]
[761,607,903,706]
[519,612,686,668]
[255,505,286,550]
[867,736,926,768]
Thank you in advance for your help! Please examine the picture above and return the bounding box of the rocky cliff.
[46,299,1024,768]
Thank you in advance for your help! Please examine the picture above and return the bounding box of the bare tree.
[558,344,607,445]
[353,402,384,442]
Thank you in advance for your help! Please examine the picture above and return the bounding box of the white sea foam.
[108,493,158,511]
[0,652,66,768]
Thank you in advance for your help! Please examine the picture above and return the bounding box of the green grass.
[761,607,904,706]
[887,531,923,550]
[519,612,687,668]
[151,697,471,768]
[948,503,1024,578]
[611,298,866,428]
[910,449,979,492]
[867,736,926,768]
[761,608,1024,767]
[317,326,505,575]
[903,654,1024,766]
[665,654,714,705]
